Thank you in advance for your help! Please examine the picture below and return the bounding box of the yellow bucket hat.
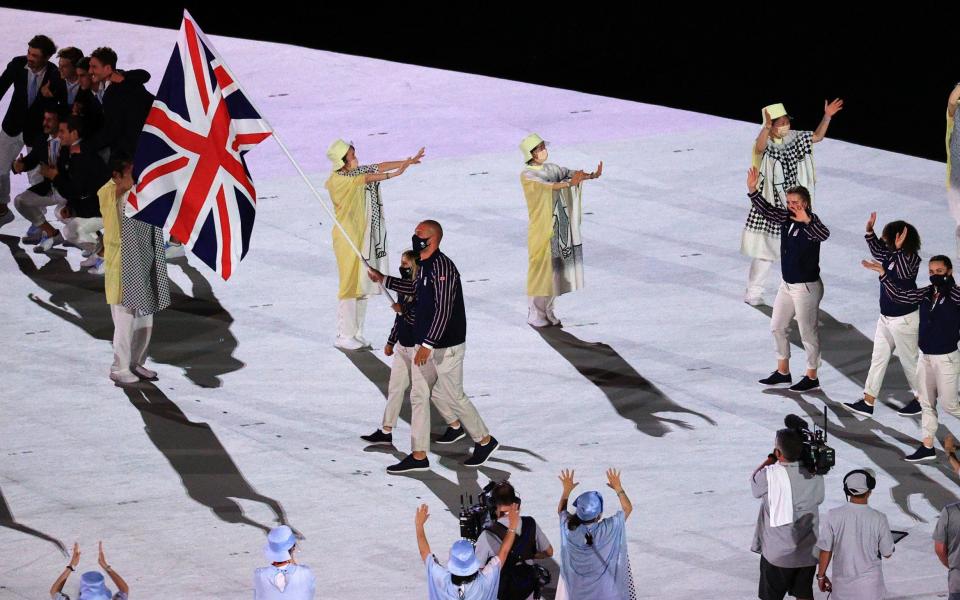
[520,133,546,163]
[762,103,790,124]
[327,139,352,171]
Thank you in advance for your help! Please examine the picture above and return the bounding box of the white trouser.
[770,280,824,372]
[949,186,960,257]
[746,258,775,300]
[62,216,103,248]
[382,344,457,429]
[13,188,65,226]
[409,343,489,453]
[863,311,920,398]
[919,351,960,441]
[355,297,368,341]
[0,129,24,205]
[336,297,368,340]
[110,304,153,378]
[528,296,556,320]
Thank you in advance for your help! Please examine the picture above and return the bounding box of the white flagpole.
[183,10,396,305]
[269,131,397,305]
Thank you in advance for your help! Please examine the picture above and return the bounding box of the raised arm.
[415,504,432,562]
[367,147,426,183]
[606,468,632,520]
[50,542,80,598]
[755,109,772,154]
[99,542,129,595]
[494,505,520,566]
[747,167,789,224]
[557,469,578,514]
[811,99,844,143]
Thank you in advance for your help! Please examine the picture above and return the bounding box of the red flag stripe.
[215,185,232,279]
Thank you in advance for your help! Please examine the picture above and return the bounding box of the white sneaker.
[353,334,372,349]
[335,335,366,351]
[545,310,562,326]
[165,241,186,259]
[0,209,13,229]
[744,296,765,306]
[132,365,158,381]
[527,313,550,328]
[33,232,63,253]
[90,257,105,275]
[110,371,140,385]
[81,253,101,268]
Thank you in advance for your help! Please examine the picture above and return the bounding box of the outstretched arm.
[812,99,843,142]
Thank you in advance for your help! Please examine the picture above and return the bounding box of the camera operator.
[751,428,825,600]
[816,470,895,599]
[473,482,553,600]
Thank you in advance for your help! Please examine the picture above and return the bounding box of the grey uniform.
[818,503,894,599]
[934,502,960,596]
[751,461,825,568]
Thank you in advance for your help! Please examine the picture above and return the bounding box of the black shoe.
[435,426,466,445]
[843,400,874,417]
[463,436,499,467]
[898,398,922,417]
[360,429,393,445]
[788,376,820,393]
[386,454,430,474]
[904,445,936,463]
[758,371,792,387]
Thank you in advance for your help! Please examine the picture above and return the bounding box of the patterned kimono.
[521,163,584,297]
[324,164,388,299]
[741,130,816,261]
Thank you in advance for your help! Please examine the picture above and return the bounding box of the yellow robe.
[98,179,122,305]
[325,171,373,299]
[521,174,556,297]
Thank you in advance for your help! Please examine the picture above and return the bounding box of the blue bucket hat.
[573,491,604,521]
[263,525,296,562]
[79,571,112,600]
[447,538,481,576]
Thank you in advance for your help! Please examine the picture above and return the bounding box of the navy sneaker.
[386,454,430,474]
[360,429,393,445]
[843,400,874,417]
[898,398,922,417]
[464,436,499,467]
[904,445,936,463]
[435,425,466,445]
[759,371,792,387]
[788,376,820,393]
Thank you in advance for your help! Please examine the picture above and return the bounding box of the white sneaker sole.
[842,404,874,417]
[387,466,430,474]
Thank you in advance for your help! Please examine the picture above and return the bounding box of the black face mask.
[399,267,413,279]
[931,274,955,289]
[412,234,430,254]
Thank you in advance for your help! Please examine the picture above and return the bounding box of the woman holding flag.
[324,140,425,350]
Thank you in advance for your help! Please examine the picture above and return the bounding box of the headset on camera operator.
[472,482,553,600]
[751,428,825,600]
[815,469,894,600]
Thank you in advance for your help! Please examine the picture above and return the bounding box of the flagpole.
[268,131,397,305]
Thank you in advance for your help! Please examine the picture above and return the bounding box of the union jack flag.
[130,10,272,280]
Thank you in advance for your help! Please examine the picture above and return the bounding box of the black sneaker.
[898,398,922,417]
[386,454,430,474]
[463,436,499,467]
[759,371,792,387]
[435,426,466,445]
[843,400,874,417]
[904,445,936,463]
[360,429,393,445]
[788,377,820,393]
